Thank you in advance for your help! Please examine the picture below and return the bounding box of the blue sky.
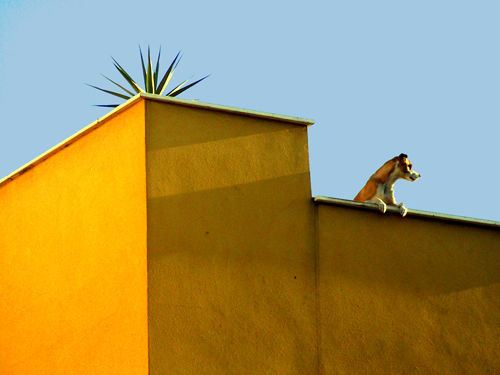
[1,0,499,221]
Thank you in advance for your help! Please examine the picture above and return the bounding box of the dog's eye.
[408,164,412,170]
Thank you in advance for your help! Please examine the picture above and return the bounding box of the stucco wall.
[316,203,499,375]
[145,100,317,375]
[0,101,149,374]
[1,96,498,374]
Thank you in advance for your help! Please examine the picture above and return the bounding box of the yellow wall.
[317,204,499,375]
[145,100,317,375]
[0,101,149,374]
[1,96,498,374]
[144,97,498,375]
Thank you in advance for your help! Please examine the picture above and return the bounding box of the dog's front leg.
[398,202,408,217]
[369,198,387,214]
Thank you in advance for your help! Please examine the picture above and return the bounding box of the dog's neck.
[371,161,401,195]
[385,168,400,192]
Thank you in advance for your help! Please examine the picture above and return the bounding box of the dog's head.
[396,153,421,181]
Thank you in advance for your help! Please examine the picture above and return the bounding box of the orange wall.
[0,101,149,374]
[144,98,499,374]
[1,96,498,374]
[145,101,317,375]
[317,204,499,375]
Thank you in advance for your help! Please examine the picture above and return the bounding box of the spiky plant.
[88,46,209,107]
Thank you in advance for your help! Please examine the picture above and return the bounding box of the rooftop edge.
[140,93,315,126]
[0,94,314,188]
[0,95,143,189]
[313,196,500,229]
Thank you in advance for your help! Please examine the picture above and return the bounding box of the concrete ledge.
[0,94,314,189]
[140,93,315,126]
[313,196,500,229]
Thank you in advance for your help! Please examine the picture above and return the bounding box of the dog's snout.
[409,170,421,181]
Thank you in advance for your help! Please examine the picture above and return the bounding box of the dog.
[354,153,420,217]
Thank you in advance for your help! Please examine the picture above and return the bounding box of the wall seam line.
[144,99,151,375]
[313,202,322,375]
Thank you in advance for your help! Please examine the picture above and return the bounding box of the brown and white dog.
[354,153,420,217]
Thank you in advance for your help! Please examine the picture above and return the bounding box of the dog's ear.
[398,153,408,160]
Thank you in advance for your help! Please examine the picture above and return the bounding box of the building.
[1,93,498,374]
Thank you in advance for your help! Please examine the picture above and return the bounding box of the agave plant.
[88,46,209,107]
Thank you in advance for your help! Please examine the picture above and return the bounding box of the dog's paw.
[399,204,408,217]
[377,201,387,214]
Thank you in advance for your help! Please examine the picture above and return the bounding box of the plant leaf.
[165,79,187,97]
[156,51,181,95]
[154,46,161,91]
[86,84,131,100]
[139,46,147,89]
[167,75,210,97]
[101,74,135,96]
[147,46,154,93]
[91,46,207,108]
[111,57,143,93]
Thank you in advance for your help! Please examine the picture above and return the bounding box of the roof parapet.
[313,196,500,229]
[140,93,314,126]
[0,94,314,188]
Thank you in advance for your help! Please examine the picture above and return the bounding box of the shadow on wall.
[146,102,295,151]
[147,172,313,266]
[318,205,500,296]
[146,173,318,374]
